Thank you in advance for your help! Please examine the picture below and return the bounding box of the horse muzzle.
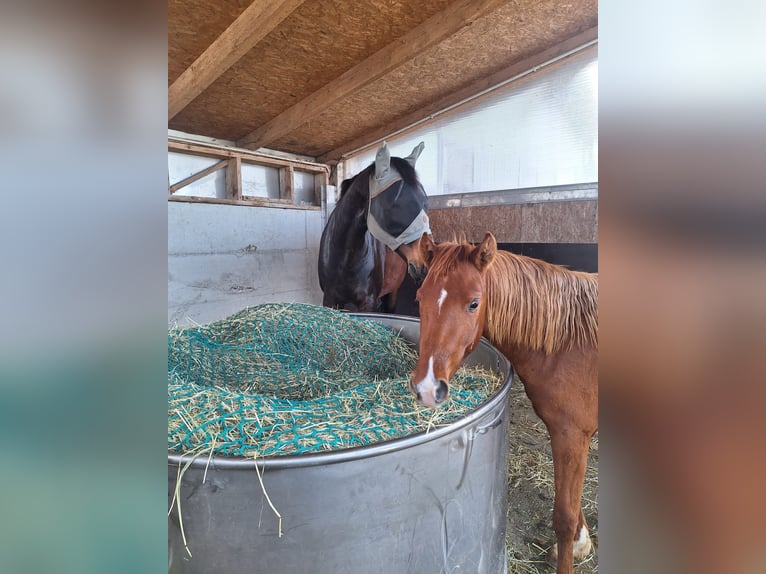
[413,378,449,408]
[407,262,428,286]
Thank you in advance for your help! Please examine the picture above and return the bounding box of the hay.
[168,303,502,457]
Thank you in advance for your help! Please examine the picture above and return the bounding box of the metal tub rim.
[168,312,513,471]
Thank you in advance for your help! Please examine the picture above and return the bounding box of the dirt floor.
[504,377,599,573]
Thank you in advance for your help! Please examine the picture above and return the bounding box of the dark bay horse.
[318,142,429,312]
[410,232,598,574]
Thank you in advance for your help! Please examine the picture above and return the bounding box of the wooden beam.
[168,139,328,172]
[317,27,598,163]
[169,159,228,194]
[168,195,320,211]
[226,157,242,200]
[313,172,326,207]
[168,0,306,119]
[237,0,508,150]
[279,166,294,202]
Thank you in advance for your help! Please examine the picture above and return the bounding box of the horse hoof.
[549,526,593,564]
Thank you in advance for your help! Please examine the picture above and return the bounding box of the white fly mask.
[367,141,431,251]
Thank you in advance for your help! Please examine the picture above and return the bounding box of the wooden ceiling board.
[169,0,454,141]
[167,0,598,158]
[269,0,597,156]
[168,0,252,84]
[315,27,597,162]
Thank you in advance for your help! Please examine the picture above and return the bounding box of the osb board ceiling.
[168,0,253,85]
[168,0,597,161]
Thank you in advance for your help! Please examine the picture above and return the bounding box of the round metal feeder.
[168,313,513,574]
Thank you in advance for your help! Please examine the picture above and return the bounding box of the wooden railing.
[168,139,329,210]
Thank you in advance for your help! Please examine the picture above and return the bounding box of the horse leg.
[547,426,592,574]
[322,293,337,309]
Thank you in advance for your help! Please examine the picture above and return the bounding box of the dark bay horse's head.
[410,232,498,408]
[367,142,431,285]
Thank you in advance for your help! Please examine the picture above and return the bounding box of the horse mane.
[388,157,420,187]
[338,156,421,199]
[429,241,598,354]
[339,175,357,198]
[338,165,371,199]
[426,242,475,278]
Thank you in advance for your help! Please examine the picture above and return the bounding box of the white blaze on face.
[437,288,448,314]
[415,356,439,407]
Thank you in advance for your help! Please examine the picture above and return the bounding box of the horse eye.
[468,298,479,312]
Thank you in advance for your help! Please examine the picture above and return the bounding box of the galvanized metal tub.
[168,313,513,574]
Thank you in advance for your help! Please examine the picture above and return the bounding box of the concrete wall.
[168,202,324,326]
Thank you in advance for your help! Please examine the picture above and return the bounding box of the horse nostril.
[434,380,448,403]
[416,391,422,402]
[408,263,427,286]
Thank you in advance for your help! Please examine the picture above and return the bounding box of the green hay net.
[168,303,502,457]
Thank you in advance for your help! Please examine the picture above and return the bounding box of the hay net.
[168,303,501,458]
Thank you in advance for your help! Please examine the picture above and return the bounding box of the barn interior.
[168,2,598,572]
[168,0,597,324]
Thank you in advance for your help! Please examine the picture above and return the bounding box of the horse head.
[410,232,497,407]
[367,141,431,285]
[397,237,429,285]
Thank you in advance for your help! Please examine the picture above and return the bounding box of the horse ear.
[419,232,436,266]
[473,233,497,271]
[404,141,425,167]
[375,141,391,179]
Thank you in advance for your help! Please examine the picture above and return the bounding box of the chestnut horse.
[410,232,597,574]
[318,142,429,312]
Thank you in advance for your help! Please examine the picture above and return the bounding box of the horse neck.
[324,195,372,253]
[479,276,586,391]
[330,181,370,242]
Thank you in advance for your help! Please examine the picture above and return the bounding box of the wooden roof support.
[168,0,306,120]
[317,27,599,163]
[236,0,509,150]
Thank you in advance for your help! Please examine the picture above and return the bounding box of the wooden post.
[314,172,327,207]
[226,157,242,200]
[279,166,294,203]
